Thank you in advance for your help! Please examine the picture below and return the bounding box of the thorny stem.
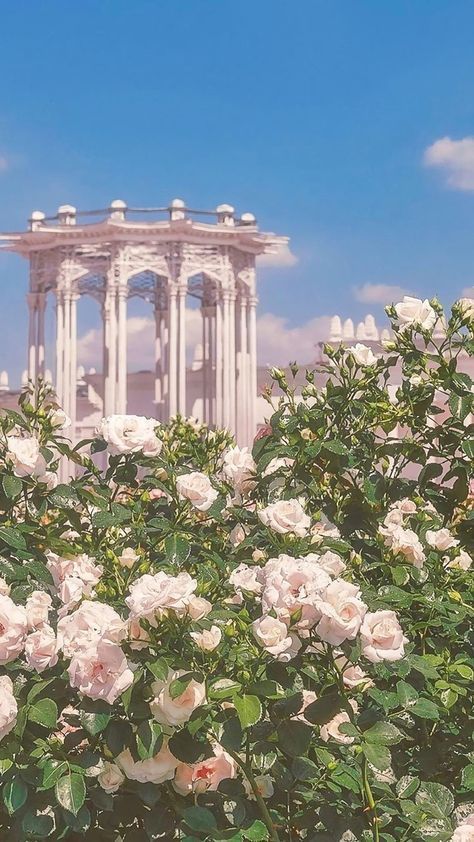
[223,746,281,842]
[362,756,380,842]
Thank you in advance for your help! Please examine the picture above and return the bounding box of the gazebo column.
[36,292,46,379]
[229,291,236,434]
[248,295,258,439]
[168,287,178,417]
[69,292,78,436]
[178,282,187,415]
[63,290,71,415]
[237,295,248,444]
[222,291,230,428]
[27,293,38,383]
[117,285,128,414]
[104,288,117,415]
[215,296,223,428]
[207,307,214,425]
[55,290,64,405]
[154,305,167,421]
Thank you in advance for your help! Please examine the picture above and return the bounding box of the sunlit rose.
[150,669,207,727]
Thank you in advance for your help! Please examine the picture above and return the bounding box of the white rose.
[347,343,377,366]
[229,563,262,595]
[24,626,59,673]
[176,472,218,512]
[5,435,47,478]
[0,675,17,741]
[118,547,139,569]
[117,742,178,784]
[0,579,10,596]
[126,571,196,622]
[150,669,207,727]
[262,456,294,477]
[37,471,58,491]
[98,762,125,793]
[316,580,367,646]
[243,774,275,800]
[360,610,408,663]
[96,415,162,457]
[186,596,213,620]
[49,408,71,429]
[457,297,474,320]
[313,551,346,577]
[258,499,310,537]
[229,524,248,546]
[394,296,437,331]
[426,528,459,551]
[320,700,359,744]
[57,600,125,657]
[25,591,52,630]
[252,615,301,660]
[383,525,425,568]
[222,446,256,494]
[0,595,28,664]
[190,625,222,651]
[452,815,474,842]
[334,656,373,690]
[260,554,330,629]
[446,550,472,571]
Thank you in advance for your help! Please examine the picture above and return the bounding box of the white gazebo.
[0,200,287,444]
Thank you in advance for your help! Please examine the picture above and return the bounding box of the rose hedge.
[0,295,472,842]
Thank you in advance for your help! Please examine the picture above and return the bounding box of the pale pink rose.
[49,408,71,429]
[0,579,10,596]
[446,550,472,571]
[25,626,58,673]
[260,554,330,629]
[37,471,58,491]
[320,700,359,744]
[190,625,222,651]
[58,577,87,610]
[229,563,262,595]
[25,591,51,631]
[117,742,178,784]
[98,762,125,793]
[310,523,340,545]
[383,525,425,568]
[426,528,459,551]
[312,551,346,577]
[126,571,197,622]
[258,499,310,537]
[0,595,27,664]
[96,415,162,457]
[149,487,169,501]
[452,815,474,842]
[252,549,266,562]
[176,472,218,512]
[118,547,139,569]
[128,619,151,650]
[173,745,236,795]
[252,615,301,661]
[222,446,256,495]
[57,601,125,657]
[294,689,318,723]
[380,509,404,531]
[316,580,367,646]
[243,774,275,800]
[360,610,408,663]
[334,656,373,690]
[46,551,103,590]
[262,457,294,477]
[0,676,17,741]
[229,524,248,546]
[347,343,377,366]
[394,296,437,331]
[186,596,212,620]
[150,669,207,727]
[68,638,133,704]
[6,435,47,477]
[391,498,417,514]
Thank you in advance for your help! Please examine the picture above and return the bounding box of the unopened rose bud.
[252,549,265,562]
[300,428,314,441]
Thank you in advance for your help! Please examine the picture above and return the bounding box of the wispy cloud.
[461,285,474,298]
[0,156,8,173]
[77,310,331,371]
[257,243,298,268]
[353,283,410,304]
[423,136,474,190]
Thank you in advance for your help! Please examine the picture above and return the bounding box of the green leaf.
[242,821,269,841]
[461,765,474,790]
[322,440,349,456]
[168,729,210,764]
[169,673,197,700]
[461,439,474,459]
[396,680,418,707]
[396,775,420,799]
[55,772,86,817]
[41,760,69,789]
[303,693,342,725]
[3,776,28,813]
[245,680,282,698]
[183,806,217,833]
[416,781,454,819]
[105,720,134,755]
[411,698,439,720]
[292,756,320,781]
[2,475,22,498]
[277,720,312,757]
[233,695,262,729]
[362,743,391,772]
[80,710,111,736]
[29,698,58,728]
[22,812,55,838]
[0,527,26,550]
[165,533,191,565]
[136,720,163,760]
[147,658,170,681]
[363,722,403,746]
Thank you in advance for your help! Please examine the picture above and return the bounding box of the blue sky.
[1,1,474,382]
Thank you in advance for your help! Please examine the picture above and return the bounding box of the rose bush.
[0,295,471,841]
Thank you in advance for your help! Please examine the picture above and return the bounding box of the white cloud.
[0,156,8,173]
[461,286,474,298]
[353,283,410,304]
[257,243,298,268]
[424,136,474,190]
[77,310,331,371]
